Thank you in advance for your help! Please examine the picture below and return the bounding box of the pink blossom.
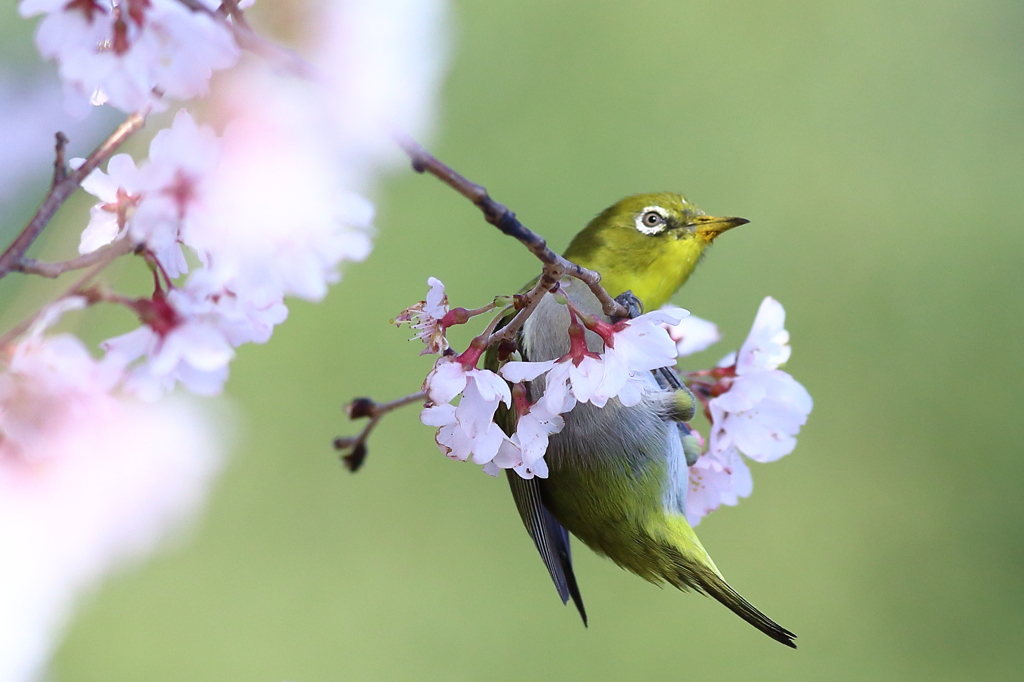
[394,277,450,355]
[101,287,236,401]
[421,357,511,466]
[76,110,220,278]
[501,307,684,411]
[663,311,721,357]
[0,395,225,681]
[707,297,812,463]
[0,296,226,680]
[186,81,374,302]
[686,296,812,523]
[685,447,753,526]
[22,0,239,116]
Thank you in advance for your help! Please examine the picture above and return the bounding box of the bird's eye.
[642,211,664,227]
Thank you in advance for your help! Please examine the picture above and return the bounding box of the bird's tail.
[655,515,797,648]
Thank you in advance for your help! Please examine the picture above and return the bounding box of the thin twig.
[0,111,147,280]
[52,132,69,188]
[0,254,121,351]
[334,391,428,472]
[394,136,628,327]
[14,238,137,279]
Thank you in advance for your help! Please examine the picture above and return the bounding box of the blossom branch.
[52,132,69,187]
[0,111,147,280]
[394,136,628,328]
[334,391,428,472]
[13,238,138,279]
[0,260,114,352]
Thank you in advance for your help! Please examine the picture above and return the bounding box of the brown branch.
[334,391,428,472]
[0,256,121,352]
[393,136,628,329]
[52,132,69,187]
[0,111,147,280]
[14,238,137,278]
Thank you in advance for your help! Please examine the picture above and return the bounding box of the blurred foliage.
[2,0,1022,680]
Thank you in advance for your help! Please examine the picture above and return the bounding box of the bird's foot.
[612,290,643,322]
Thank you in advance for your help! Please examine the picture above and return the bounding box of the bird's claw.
[612,290,643,321]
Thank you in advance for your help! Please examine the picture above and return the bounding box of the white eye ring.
[635,206,668,235]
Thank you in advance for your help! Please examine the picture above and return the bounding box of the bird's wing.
[486,306,587,625]
[506,473,588,625]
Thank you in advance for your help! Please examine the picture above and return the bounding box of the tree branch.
[0,111,147,280]
[14,238,137,278]
[51,132,69,188]
[334,392,428,472]
[393,136,628,329]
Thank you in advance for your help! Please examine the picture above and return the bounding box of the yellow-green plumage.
[496,193,795,647]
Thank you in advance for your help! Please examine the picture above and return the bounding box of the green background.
[3,1,1024,680]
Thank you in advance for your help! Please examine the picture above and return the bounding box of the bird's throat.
[570,237,707,311]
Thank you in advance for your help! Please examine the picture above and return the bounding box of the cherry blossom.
[707,297,812,462]
[735,296,792,374]
[505,397,563,479]
[394,277,450,355]
[0,394,224,682]
[708,370,812,463]
[188,73,375,302]
[663,311,721,357]
[598,307,685,406]
[424,359,565,479]
[684,296,812,524]
[421,356,511,466]
[101,286,235,401]
[685,446,752,526]
[76,109,221,278]
[21,0,240,116]
[501,307,685,411]
[0,295,225,679]
[76,153,144,254]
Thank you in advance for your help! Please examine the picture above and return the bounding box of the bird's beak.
[691,215,749,240]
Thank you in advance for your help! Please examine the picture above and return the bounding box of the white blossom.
[685,446,752,527]
[663,311,721,357]
[76,110,220,278]
[76,153,143,254]
[735,296,792,373]
[22,0,240,116]
[598,308,684,406]
[101,287,235,401]
[0,394,225,682]
[707,297,812,462]
[502,308,684,411]
[686,296,812,524]
[506,400,563,479]
[421,358,511,466]
[394,277,450,355]
[708,370,812,463]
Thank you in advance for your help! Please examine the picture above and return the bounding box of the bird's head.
[562,192,748,311]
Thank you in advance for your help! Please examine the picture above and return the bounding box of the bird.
[491,192,796,648]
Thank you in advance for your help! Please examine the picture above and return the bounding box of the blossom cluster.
[403,279,812,522]
[73,108,374,399]
[3,1,448,680]
[19,0,247,117]
[668,297,813,525]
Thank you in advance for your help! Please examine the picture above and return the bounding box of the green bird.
[492,192,796,647]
